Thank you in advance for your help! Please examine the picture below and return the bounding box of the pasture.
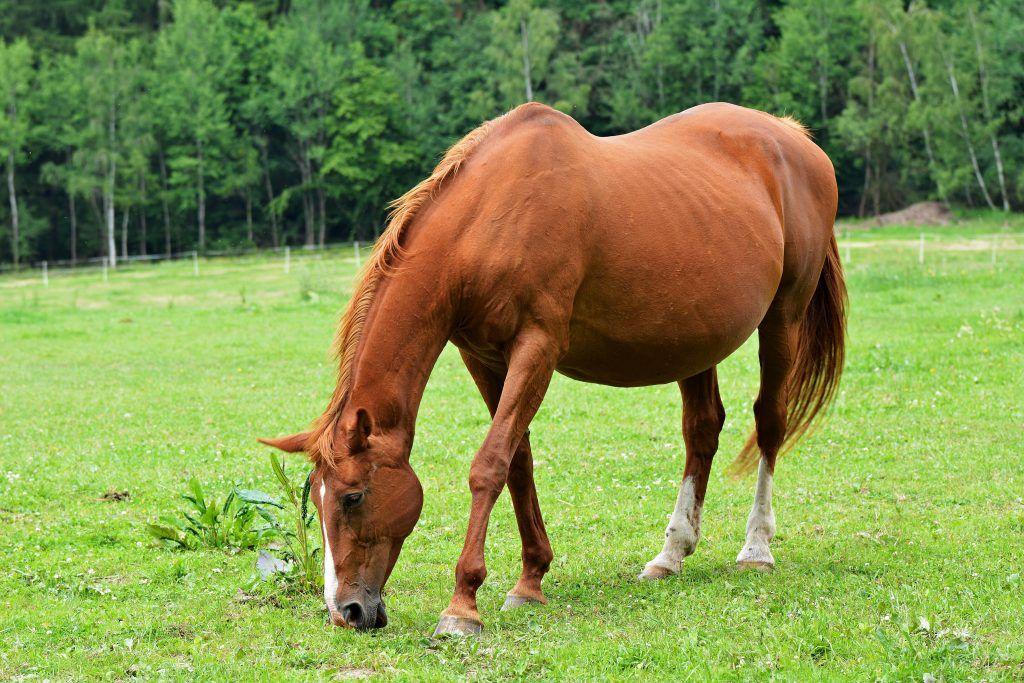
[1,215,1022,680]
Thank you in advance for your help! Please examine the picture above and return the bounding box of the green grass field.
[2,216,1023,681]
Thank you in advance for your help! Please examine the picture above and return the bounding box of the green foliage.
[3,0,1024,266]
[146,477,266,551]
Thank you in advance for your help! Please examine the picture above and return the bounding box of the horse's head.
[260,407,423,630]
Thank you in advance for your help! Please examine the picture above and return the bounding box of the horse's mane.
[775,114,811,139]
[307,110,508,465]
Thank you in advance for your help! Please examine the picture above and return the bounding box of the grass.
[1,218,1022,681]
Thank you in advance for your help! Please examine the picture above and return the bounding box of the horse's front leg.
[434,331,561,637]
[458,351,554,611]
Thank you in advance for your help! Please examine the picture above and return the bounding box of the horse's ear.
[258,431,311,453]
[346,408,373,454]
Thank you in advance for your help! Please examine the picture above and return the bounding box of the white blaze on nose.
[320,482,340,612]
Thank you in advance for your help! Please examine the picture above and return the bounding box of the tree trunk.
[120,207,129,260]
[139,173,147,257]
[300,143,314,247]
[969,9,1010,212]
[520,18,533,102]
[106,98,118,268]
[196,140,206,252]
[244,189,253,243]
[6,151,18,267]
[159,148,172,257]
[105,180,117,268]
[890,28,945,203]
[316,186,326,248]
[69,191,77,266]
[943,54,996,210]
[260,143,279,248]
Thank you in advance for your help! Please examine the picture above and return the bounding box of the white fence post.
[193,250,199,277]
[102,257,108,283]
[284,245,291,274]
[354,240,360,269]
[42,261,48,287]
[918,233,925,265]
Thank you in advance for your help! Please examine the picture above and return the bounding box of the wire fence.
[0,240,368,283]
[2,232,1023,288]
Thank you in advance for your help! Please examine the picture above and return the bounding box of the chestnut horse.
[260,102,846,636]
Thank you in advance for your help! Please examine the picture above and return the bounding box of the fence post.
[918,233,925,265]
[193,250,199,277]
[102,257,108,283]
[354,240,360,269]
[284,245,291,274]
[844,242,851,264]
[42,261,49,287]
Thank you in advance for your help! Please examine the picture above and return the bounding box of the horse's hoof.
[501,593,545,611]
[736,559,774,572]
[638,563,677,581]
[432,615,483,638]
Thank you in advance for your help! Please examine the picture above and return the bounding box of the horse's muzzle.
[331,595,387,630]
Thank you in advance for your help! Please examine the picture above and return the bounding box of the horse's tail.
[730,234,847,475]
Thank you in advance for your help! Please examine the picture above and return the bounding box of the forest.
[0,0,1022,267]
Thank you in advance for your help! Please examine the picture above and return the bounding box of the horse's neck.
[345,263,452,434]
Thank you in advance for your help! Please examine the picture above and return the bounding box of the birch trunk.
[159,149,172,257]
[196,139,206,252]
[120,206,129,260]
[969,9,1010,212]
[316,186,326,248]
[106,97,117,268]
[943,54,996,210]
[889,27,944,202]
[69,191,77,265]
[245,189,253,243]
[520,18,533,102]
[300,144,314,247]
[260,143,279,248]
[6,151,18,267]
[139,174,147,257]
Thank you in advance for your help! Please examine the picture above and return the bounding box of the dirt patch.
[871,202,953,227]
[100,489,130,502]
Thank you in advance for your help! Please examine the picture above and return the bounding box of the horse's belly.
[557,257,778,386]
[558,315,759,386]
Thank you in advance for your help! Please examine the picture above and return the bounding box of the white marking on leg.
[643,476,701,575]
[737,458,776,566]
[320,482,340,611]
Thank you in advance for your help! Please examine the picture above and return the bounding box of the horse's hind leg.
[639,367,725,580]
[458,350,554,610]
[737,315,796,570]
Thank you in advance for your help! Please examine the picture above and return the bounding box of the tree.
[487,0,560,108]
[266,6,344,247]
[154,0,236,252]
[0,39,33,267]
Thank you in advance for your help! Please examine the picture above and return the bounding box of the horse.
[259,101,846,637]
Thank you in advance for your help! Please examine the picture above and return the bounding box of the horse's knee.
[468,467,505,498]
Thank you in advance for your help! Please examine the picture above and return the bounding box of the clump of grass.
[147,456,321,595]
[146,478,266,551]
[236,454,322,595]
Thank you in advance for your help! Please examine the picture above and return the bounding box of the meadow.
[1,215,1022,681]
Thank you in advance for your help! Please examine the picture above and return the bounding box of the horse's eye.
[342,492,364,508]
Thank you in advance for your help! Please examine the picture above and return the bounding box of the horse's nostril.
[341,601,364,629]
